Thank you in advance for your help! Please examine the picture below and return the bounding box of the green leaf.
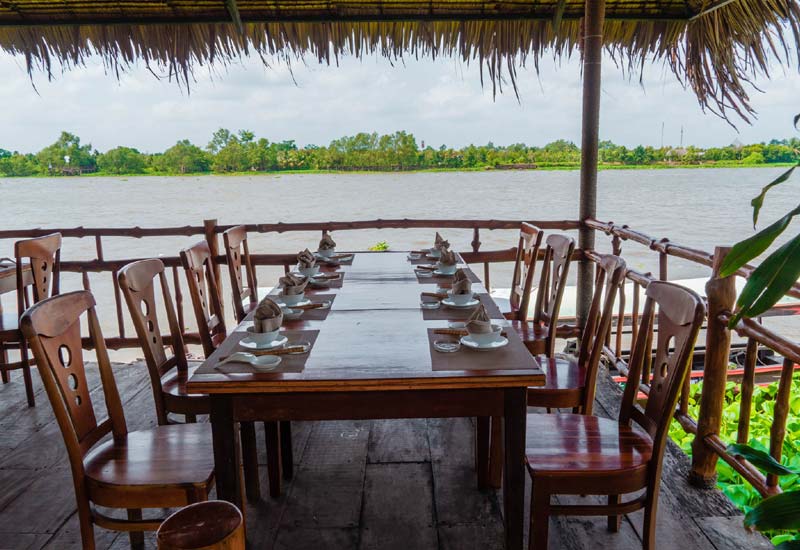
[727,444,798,476]
[776,541,800,550]
[750,164,799,227]
[730,233,800,326]
[745,490,800,531]
[720,205,800,277]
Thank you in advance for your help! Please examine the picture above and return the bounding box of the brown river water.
[1,167,797,358]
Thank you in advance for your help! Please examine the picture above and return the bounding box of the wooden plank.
[359,463,437,550]
[43,512,126,549]
[0,469,77,534]
[438,524,504,550]
[432,463,498,525]
[0,534,52,549]
[273,528,358,550]
[279,421,369,529]
[367,419,430,463]
[427,417,475,467]
[694,516,774,550]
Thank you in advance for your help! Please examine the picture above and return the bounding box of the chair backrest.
[508,223,543,322]
[533,234,575,356]
[20,291,128,484]
[619,281,704,462]
[223,225,258,324]
[118,259,188,425]
[180,241,226,358]
[576,254,627,413]
[15,232,62,314]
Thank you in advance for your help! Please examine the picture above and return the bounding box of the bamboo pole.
[690,246,736,487]
[577,0,605,329]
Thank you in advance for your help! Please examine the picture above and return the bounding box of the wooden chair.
[223,225,258,324]
[510,234,576,357]
[20,290,215,550]
[0,232,62,407]
[157,500,244,550]
[180,241,293,500]
[497,223,543,322]
[118,259,205,425]
[481,254,627,487]
[524,281,705,550]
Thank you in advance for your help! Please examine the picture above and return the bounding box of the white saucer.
[441,297,479,309]
[433,269,456,277]
[460,335,509,351]
[240,334,288,350]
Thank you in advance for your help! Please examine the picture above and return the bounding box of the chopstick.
[315,273,340,279]
[292,302,328,310]
[415,265,437,271]
[221,346,309,359]
[433,329,508,337]
[421,292,447,299]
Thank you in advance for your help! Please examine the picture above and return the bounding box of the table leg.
[503,387,527,550]
[210,396,243,510]
[475,416,490,490]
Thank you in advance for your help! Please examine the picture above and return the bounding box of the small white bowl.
[246,326,280,345]
[437,262,457,275]
[467,324,503,346]
[448,291,474,306]
[317,248,335,258]
[297,264,320,277]
[280,291,305,306]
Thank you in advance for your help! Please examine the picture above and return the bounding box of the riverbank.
[3,161,795,179]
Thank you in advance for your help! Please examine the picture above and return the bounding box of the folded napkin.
[319,234,336,251]
[297,248,317,269]
[466,304,493,334]
[254,298,283,332]
[434,232,449,251]
[279,273,308,295]
[439,248,457,267]
[451,269,472,295]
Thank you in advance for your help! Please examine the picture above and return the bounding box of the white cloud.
[0,50,797,154]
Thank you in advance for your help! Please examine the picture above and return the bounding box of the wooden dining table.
[187,251,544,550]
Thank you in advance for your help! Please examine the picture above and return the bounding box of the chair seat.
[85,423,215,506]
[509,319,548,340]
[161,364,208,400]
[533,355,584,392]
[525,414,653,475]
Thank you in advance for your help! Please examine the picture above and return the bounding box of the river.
[1,167,797,357]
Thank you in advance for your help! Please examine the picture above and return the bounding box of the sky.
[0,48,798,154]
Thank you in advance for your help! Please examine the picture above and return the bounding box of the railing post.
[690,245,736,487]
[204,218,224,318]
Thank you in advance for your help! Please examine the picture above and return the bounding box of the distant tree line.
[1,130,798,177]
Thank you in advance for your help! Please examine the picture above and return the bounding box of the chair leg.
[279,421,293,481]
[20,345,35,407]
[264,421,283,498]
[240,421,261,503]
[475,417,490,489]
[127,509,144,550]
[76,496,96,550]
[607,494,621,532]
[529,482,551,550]
[1,345,9,384]
[642,487,659,550]
[488,415,503,489]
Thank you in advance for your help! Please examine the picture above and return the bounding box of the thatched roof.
[1,1,799,122]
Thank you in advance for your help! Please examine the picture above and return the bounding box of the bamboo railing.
[2,217,799,499]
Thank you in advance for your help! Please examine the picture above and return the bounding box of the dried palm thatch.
[0,0,798,123]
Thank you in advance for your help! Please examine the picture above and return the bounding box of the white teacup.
[467,324,503,346]
[279,291,305,306]
[246,326,280,345]
[437,262,457,275]
[297,264,320,278]
[428,248,442,259]
[317,248,335,258]
[448,290,474,306]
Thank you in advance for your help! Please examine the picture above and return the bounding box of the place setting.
[408,232,452,264]
[419,268,497,320]
[271,272,335,321]
[293,248,345,289]
[428,305,522,368]
[314,233,354,266]
[216,297,318,373]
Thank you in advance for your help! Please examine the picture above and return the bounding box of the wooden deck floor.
[0,361,771,550]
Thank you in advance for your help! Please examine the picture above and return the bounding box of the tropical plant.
[368,241,390,251]
[720,114,800,326]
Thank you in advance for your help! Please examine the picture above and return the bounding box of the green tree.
[36,131,96,172]
[155,140,210,174]
[97,146,146,174]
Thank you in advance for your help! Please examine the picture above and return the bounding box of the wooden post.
[577,0,605,329]
[690,246,736,487]
[204,219,224,319]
